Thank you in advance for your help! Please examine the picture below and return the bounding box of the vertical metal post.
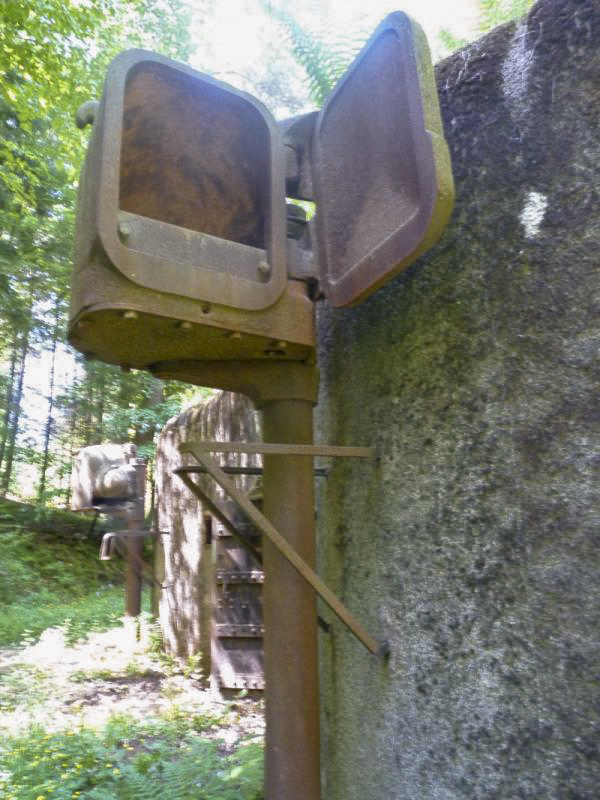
[151,531,165,618]
[152,358,321,797]
[261,397,321,800]
[200,513,214,685]
[125,458,146,617]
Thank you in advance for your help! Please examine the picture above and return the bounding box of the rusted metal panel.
[68,282,315,371]
[69,49,316,373]
[211,508,264,692]
[90,50,286,311]
[311,12,454,307]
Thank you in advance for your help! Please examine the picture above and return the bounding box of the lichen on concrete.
[315,1,600,797]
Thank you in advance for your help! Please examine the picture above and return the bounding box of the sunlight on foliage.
[0,718,263,799]
[477,0,535,32]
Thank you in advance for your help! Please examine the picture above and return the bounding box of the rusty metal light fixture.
[68,12,454,800]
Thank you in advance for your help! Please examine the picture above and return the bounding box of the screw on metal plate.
[265,340,288,357]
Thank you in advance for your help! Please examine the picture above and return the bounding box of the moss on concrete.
[315,1,600,797]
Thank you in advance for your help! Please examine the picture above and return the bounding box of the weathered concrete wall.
[155,391,260,658]
[315,1,600,797]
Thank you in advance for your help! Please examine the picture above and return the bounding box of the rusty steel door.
[208,501,264,691]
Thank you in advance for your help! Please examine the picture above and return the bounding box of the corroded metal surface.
[180,440,375,458]
[212,510,264,691]
[68,278,315,370]
[261,397,321,800]
[190,449,384,657]
[78,49,286,312]
[311,12,454,307]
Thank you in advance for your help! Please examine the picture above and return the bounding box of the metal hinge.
[216,624,264,638]
[217,570,264,585]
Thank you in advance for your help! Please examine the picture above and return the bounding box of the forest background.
[0,0,532,509]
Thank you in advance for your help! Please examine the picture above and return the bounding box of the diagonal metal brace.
[174,467,263,566]
[184,450,386,657]
[175,468,332,635]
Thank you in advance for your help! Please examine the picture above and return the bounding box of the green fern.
[263,4,366,105]
[105,739,263,800]
[0,721,263,800]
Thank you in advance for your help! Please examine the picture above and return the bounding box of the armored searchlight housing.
[69,12,453,800]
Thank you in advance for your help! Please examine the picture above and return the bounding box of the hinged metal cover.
[71,443,138,511]
[312,12,454,307]
[90,50,286,311]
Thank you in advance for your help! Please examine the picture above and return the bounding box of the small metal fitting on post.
[257,260,270,279]
[286,203,307,240]
[118,221,132,239]
[75,100,99,129]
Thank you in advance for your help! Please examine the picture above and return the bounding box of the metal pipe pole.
[261,397,320,800]
[125,458,146,617]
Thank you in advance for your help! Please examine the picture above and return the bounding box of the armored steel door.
[208,501,264,691]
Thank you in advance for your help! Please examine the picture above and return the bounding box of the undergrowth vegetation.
[0,499,265,798]
[0,713,263,800]
[0,497,129,645]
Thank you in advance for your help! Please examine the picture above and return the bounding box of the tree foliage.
[0,0,539,505]
[477,0,535,32]
[0,0,199,503]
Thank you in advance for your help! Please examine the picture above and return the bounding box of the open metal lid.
[311,12,454,307]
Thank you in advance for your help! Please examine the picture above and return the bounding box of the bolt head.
[257,260,270,277]
[118,221,132,238]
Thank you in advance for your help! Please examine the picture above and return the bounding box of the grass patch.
[0,499,134,646]
[0,663,50,713]
[0,586,129,647]
[0,712,263,799]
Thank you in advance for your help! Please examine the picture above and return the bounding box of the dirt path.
[0,619,264,750]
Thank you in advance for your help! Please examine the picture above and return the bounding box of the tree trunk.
[83,370,95,446]
[37,301,60,503]
[0,341,18,473]
[95,363,106,441]
[1,327,29,494]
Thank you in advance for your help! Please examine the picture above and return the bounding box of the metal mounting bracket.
[100,529,169,593]
[99,528,168,560]
[178,442,388,657]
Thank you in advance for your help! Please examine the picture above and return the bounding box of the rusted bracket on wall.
[100,529,169,591]
[99,529,167,560]
[178,442,388,657]
[176,467,331,636]
[180,441,375,458]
